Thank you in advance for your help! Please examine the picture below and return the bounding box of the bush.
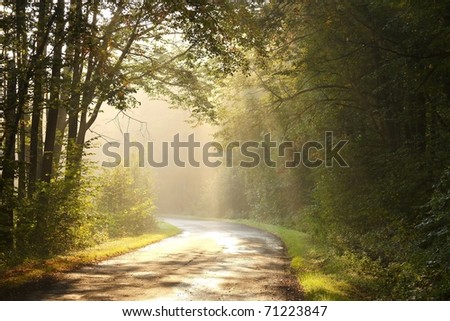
[15,178,104,257]
[96,165,156,237]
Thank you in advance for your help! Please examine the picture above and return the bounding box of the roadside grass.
[0,221,180,290]
[234,220,360,300]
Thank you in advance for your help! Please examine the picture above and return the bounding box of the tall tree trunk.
[65,0,84,182]
[53,101,67,171]
[67,0,126,181]
[41,0,65,182]
[29,0,47,196]
[18,115,28,199]
[0,60,17,251]
[0,0,28,251]
[16,0,29,200]
[75,2,134,156]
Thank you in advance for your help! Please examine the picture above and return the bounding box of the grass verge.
[234,219,360,300]
[0,221,180,293]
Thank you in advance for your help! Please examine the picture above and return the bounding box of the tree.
[215,0,450,299]
[0,0,260,254]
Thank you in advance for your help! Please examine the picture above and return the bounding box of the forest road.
[23,217,302,300]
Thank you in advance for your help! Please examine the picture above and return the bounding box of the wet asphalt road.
[23,217,302,300]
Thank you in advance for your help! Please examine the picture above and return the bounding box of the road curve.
[24,217,302,300]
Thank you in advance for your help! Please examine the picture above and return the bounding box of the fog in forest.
[87,91,222,217]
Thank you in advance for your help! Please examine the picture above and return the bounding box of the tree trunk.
[29,0,47,196]
[41,0,65,182]
[52,103,67,172]
[0,60,17,251]
[65,0,84,182]
[18,114,28,199]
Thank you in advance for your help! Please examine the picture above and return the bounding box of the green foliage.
[215,0,450,300]
[15,178,104,258]
[96,166,156,237]
[1,0,260,256]
[416,168,450,299]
